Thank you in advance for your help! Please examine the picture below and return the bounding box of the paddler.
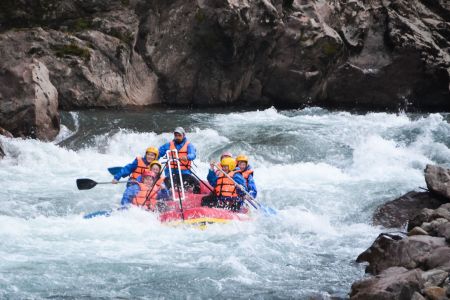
[235,154,257,199]
[112,146,159,186]
[203,157,247,211]
[158,127,201,193]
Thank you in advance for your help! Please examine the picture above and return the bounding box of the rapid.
[1,107,450,299]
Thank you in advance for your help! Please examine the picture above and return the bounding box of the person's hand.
[210,161,216,170]
[112,179,118,184]
[180,156,188,162]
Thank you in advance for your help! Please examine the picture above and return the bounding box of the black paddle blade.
[76,178,97,190]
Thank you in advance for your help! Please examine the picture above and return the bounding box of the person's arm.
[233,173,247,196]
[120,184,139,205]
[247,174,257,198]
[158,143,169,159]
[157,188,170,200]
[113,159,138,181]
[207,169,218,187]
[186,143,196,161]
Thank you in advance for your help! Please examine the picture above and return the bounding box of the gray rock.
[372,191,444,229]
[350,267,424,300]
[425,165,450,200]
[411,291,426,300]
[408,227,429,237]
[0,58,59,140]
[424,247,450,272]
[422,269,448,288]
[357,234,447,275]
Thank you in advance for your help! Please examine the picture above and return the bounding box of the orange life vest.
[169,141,191,170]
[130,156,150,180]
[239,169,254,187]
[132,182,159,210]
[214,171,237,197]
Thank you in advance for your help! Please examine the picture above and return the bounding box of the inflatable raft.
[158,192,251,228]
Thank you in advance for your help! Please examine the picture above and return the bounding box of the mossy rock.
[51,43,91,61]
[322,42,340,56]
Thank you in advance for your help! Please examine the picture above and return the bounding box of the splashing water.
[1,107,450,299]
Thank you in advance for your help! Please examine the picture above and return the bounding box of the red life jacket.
[239,169,254,188]
[169,141,191,170]
[132,182,160,210]
[214,171,237,197]
[130,156,150,180]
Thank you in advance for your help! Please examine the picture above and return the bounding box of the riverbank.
[351,164,450,299]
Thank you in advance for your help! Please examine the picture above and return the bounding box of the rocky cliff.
[0,0,449,139]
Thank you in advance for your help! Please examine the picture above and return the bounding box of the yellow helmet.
[236,154,248,163]
[145,146,159,158]
[150,160,162,169]
[220,157,236,171]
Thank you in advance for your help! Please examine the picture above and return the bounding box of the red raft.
[158,192,251,227]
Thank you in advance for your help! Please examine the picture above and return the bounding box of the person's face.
[238,161,247,170]
[151,165,161,174]
[146,152,156,162]
[142,176,154,186]
[222,165,230,173]
[174,133,184,143]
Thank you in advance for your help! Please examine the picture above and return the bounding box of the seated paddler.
[112,146,159,186]
[120,170,169,211]
[203,157,247,211]
[236,154,257,199]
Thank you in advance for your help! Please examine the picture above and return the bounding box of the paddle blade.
[108,167,122,176]
[76,178,97,190]
[83,210,111,219]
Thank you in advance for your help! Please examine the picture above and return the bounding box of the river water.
[1,107,450,299]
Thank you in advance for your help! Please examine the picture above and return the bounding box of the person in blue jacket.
[112,146,159,186]
[158,127,200,193]
[120,171,170,207]
[203,157,247,211]
[235,154,257,199]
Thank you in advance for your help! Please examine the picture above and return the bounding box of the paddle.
[214,164,277,215]
[108,167,122,176]
[76,178,126,190]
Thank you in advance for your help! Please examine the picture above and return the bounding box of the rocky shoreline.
[0,0,449,140]
[351,165,450,299]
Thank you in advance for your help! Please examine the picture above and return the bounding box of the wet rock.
[411,203,450,230]
[350,267,424,300]
[424,247,450,272]
[425,165,450,200]
[0,58,59,140]
[0,127,13,138]
[408,226,429,237]
[357,234,446,275]
[411,292,426,300]
[373,191,444,229]
[422,269,448,288]
[423,286,447,300]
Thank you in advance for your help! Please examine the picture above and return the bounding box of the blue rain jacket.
[113,156,151,181]
[237,165,257,199]
[158,137,196,176]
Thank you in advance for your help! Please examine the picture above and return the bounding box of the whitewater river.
[1,107,450,299]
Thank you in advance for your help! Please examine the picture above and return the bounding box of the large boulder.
[0,59,59,140]
[357,233,447,275]
[350,267,424,300]
[373,191,445,228]
[425,165,450,200]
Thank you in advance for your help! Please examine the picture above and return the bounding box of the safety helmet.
[145,147,159,158]
[142,170,156,178]
[236,154,248,163]
[220,152,233,160]
[150,160,162,169]
[220,157,236,171]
